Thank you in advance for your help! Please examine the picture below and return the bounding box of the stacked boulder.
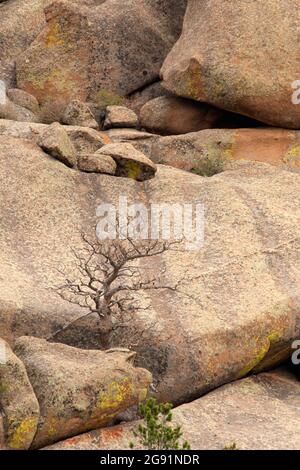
[0,337,152,450]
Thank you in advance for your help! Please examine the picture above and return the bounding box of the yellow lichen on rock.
[7,416,39,450]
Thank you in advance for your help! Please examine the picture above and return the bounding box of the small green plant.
[129,398,190,450]
[190,157,224,177]
[223,442,238,450]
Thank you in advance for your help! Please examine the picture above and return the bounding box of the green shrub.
[129,398,190,450]
[223,442,238,450]
[190,156,224,177]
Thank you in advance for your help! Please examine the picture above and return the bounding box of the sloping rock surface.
[0,136,299,405]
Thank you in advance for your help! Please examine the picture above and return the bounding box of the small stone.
[99,142,157,181]
[0,338,40,450]
[103,106,139,130]
[0,99,38,123]
[7,89,40,114]
[62,100,98,129]
[78,153,116,175]
[39,122,76,168]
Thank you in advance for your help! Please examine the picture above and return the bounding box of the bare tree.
[49,234,184,348]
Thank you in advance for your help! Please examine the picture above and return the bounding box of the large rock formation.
[45,368,300,450]
[0,0,50,86]
[16,0,187,108]
[149,128,300,173]
[0,135,299,405]
[12,337,151,449]
[161,0,300,129]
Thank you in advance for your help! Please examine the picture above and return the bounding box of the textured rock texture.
[78,153,117,175]
[161,0,300,128]
[150,128,300,173]
[0,135,299,405]
[140,96,222,135]
[45,368,300,450]
[0,118,109,155]
[0,339,40,450]
[104,106,139,130]
[16,0,187,107]
[13,337,152,449]
[99,142,157,180]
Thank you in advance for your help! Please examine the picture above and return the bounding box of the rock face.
[12,337,151,449]
[16,0,187,108]
[150,128,300,174]
[140,96,222,135]
[0,339,40,450]
[0,0,50,86]
[161,0,300,129]
[45,368,300,450]
[0,135,300,405]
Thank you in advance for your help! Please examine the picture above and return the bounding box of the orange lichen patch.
[100,424,126,446]
[231,129,294,165]
[99,132,111,145]
[20,65,88,106]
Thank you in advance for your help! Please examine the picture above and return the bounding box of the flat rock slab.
[0,135,300,405]
[45,368,300,450]
[150,128,300,173]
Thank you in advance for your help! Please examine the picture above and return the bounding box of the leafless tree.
[48,234,185,348]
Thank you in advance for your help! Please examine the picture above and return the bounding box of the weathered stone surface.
[161,0,300,129]
[100,143,157,181]
[126,81,172,114]
[0,99,39,123]
[140,96,222,135]
[78,153,116,175]
[7,89,40,114]
[39,122,76,167]
[0,84,38,122]
[0,338,40,450]
[0,119,108,155]
[104,128,158,158]
[104,106,139,130]
[45,368,300,450]
[62,100,98,129]
[0,136,300,405]
[0,0,50,86]
[13,336,152,449]
[150,128,300,173]
[16,0,187,108]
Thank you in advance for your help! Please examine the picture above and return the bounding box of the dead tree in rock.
[49,235,184,348]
